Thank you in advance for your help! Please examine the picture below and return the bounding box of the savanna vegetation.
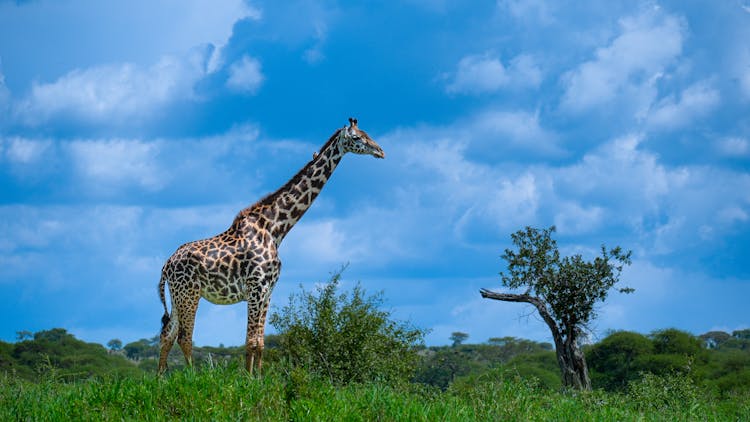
[2,228,749,420]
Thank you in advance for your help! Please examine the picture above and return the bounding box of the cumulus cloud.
[468,109,561,156]
[16,49,210,125]
[0,125,285,201]
[446,53,542,94]
[3,137,51,164]
[717,137,749,157]
[399,137,540,240]
[226,55,264,93]
[554,201,604,235]
[0,65,8,112]
[5,0,264,127]
[0,0,259,76]
[281,220,352,265]
[380,119,750,252]
[303,21,328,64]
[67,139,167,192]
[560,7,684,115]
[647,81,720,130]
[734,47,750,100]
[498,0,554,24]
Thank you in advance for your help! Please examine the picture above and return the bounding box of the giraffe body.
[158,118,384,374]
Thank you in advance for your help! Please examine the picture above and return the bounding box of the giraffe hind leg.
[158,309,179,375]
[176,292,200,368]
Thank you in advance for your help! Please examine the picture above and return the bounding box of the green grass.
[2,363,748,421]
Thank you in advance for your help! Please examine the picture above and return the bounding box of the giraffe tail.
[158,273,170,331]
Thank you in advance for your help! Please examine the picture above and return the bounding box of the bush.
[269,269,427,385]
[628,372,702,415]
[587,331,653,391]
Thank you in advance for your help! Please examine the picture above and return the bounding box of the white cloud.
[226,55,264,94]
[4,137,51,164]
[554,202,604,235]
[498,0,554,24]
[555,134,681,212]
[552,134,750,252]
[281,220,353,264]
[0,123,271,197]
[0,0,259,76]
[560,7,684,114]
[303,21,328,65]
[400,138,541,239]
[446,53,542,94]
[67,139,167,191]
[468,109,560,155]
[717,137,750,157]
[386,121,749,254]
[647,81,720,129]
[734,47,750,100]
[0,65,8,111]
[16,50,209,125]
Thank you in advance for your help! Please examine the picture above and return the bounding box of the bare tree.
[480,226,632,390]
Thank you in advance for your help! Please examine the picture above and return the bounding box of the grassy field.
[2,362,748,421]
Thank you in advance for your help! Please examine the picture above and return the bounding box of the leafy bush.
[628,371,702,415]
[1,329,141,381]
[587,331,653,391]
[269,269,427,385]
[413,348,482,390]
[503,351,561,390]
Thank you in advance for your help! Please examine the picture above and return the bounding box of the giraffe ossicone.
[157,118,384,374]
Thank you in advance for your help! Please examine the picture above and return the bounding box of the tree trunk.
[480,288,592,390]
[557,340,591,390]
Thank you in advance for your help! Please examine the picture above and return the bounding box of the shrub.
[628,371,702,415]
[269,269,427,385]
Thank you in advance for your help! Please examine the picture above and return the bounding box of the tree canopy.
[481,226,632,390]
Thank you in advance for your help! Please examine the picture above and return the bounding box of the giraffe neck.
[245,130,345,246]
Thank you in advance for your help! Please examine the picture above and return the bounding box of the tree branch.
[479,288,562,348]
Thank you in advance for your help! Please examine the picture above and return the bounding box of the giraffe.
[157,118,385,374]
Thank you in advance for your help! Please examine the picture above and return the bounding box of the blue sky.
[1,0,748,347]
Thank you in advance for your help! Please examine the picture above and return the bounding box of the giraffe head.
[338,117,385,159]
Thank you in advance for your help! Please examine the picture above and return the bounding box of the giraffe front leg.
[245,305,263,374]
[244,256,280,374]
[245,280,275,374]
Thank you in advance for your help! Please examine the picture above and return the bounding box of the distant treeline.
[2,327,748,395]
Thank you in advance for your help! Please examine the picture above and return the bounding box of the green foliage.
[15,330,32,341]
[495,226,632,390]
[587,331,653,391]
[650,328,703,356]
[733,329,750,340]
[2,365,747,421]
[0,328,140,381]
[122,337,159,361]
[106,339,122,351]
[628,371,702,415]
[500,226,632,332]
[269,269,427,385]
[414,338,556,390]
[587,328,750,395]
[503,351,561,390]
[700,330,732,348]
[413,347,482,390]
[450,332,469,347]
